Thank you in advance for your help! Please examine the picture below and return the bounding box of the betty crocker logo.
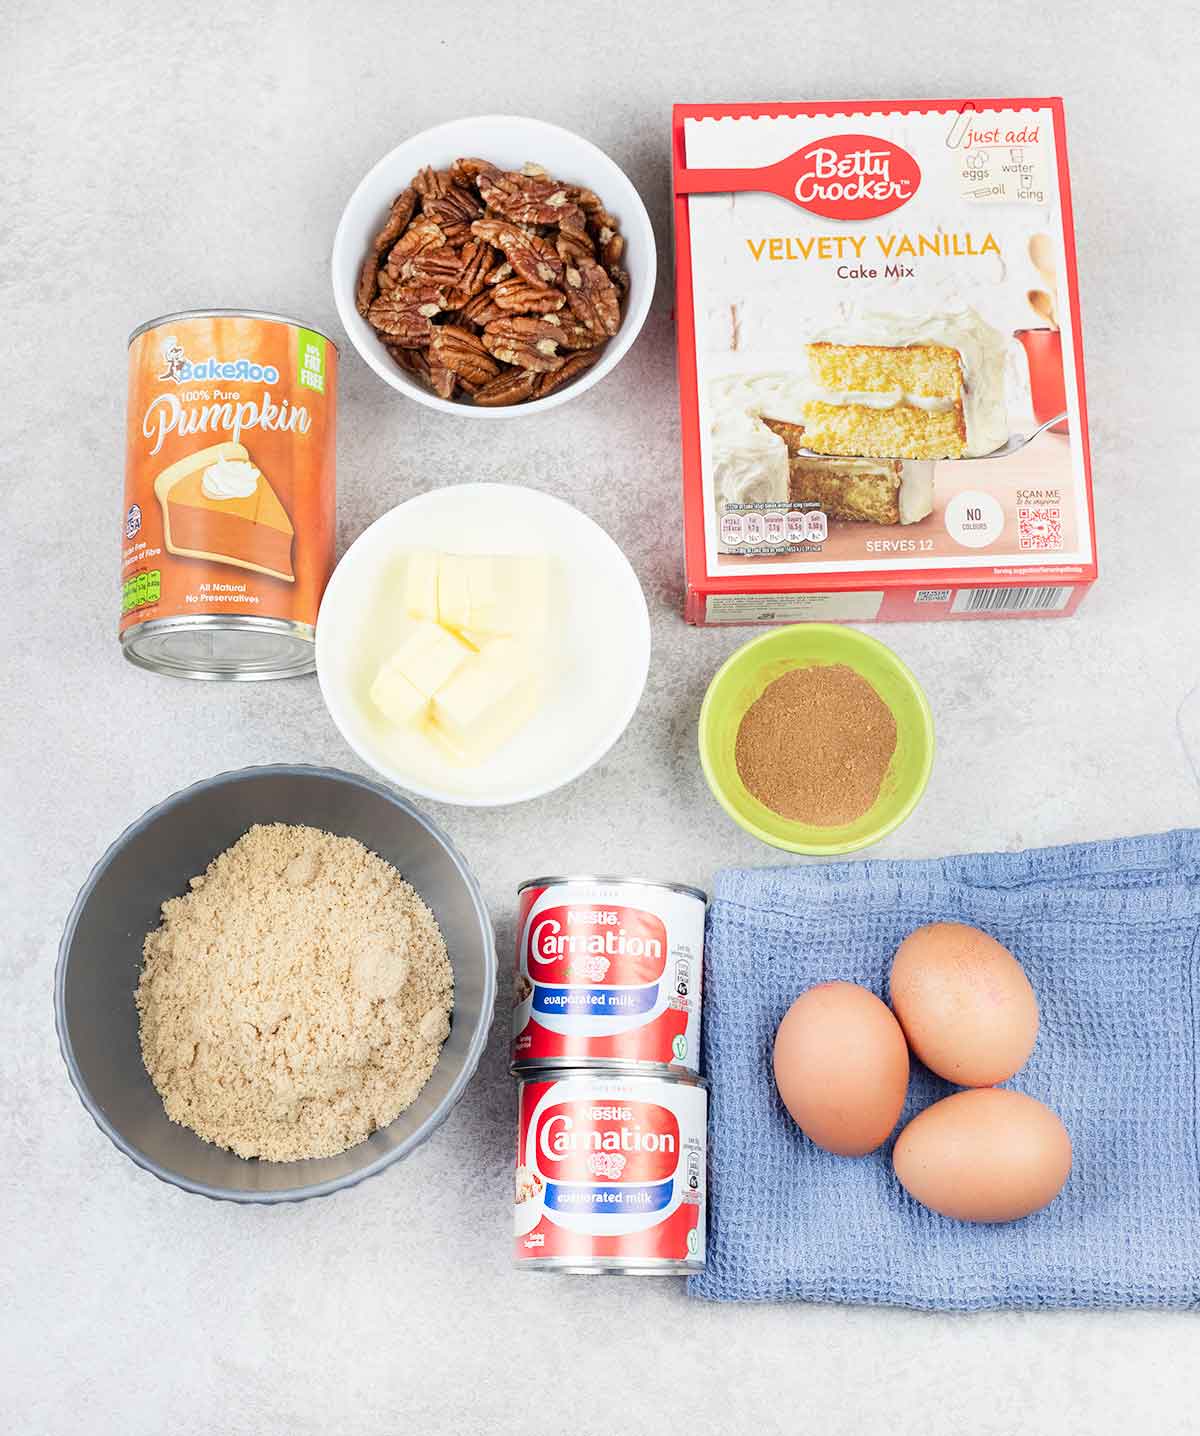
[527,904,668,987]
[791,134,921,220]
[534,1100,680,1183]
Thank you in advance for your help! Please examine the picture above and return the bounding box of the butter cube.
[437,556,473,633]
[437,554,550,639]
[471,555,550,638]
[430,638,541,764]
[370,621,474,730]
[403,551,440,623]
[369,659,428,728]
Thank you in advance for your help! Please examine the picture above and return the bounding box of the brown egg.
[893,1088,1072,1222]
[772,981,910,1156]
[889,922,1039,1086]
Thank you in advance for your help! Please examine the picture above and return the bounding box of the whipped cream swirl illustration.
[201,457,260,500]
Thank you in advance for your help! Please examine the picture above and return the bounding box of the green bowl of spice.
[698,625,934,855]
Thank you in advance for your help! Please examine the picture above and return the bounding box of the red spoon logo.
[792,135,921,218]
[676,133,921,221]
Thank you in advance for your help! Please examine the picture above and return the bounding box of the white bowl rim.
[54,763,497,1204]
[316,482,652,806]
[331,113,657,418]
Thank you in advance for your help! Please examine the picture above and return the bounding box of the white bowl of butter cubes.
[316,483,651,806]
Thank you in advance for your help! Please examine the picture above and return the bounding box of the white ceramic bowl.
[332,114,656,416]
[316,484,651,806]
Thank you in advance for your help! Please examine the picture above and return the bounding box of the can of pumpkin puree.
[121,310,336,679]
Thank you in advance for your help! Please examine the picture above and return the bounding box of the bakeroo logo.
[791,134,921,220]
[157,335,280,385]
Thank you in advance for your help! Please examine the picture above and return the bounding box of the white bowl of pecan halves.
[332,114,656,415]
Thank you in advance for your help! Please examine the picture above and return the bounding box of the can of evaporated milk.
[121,310,337,680]
[514,1069,707,1274]
[512,876,707,1075]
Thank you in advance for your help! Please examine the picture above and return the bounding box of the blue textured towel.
[689,830,1200,1309]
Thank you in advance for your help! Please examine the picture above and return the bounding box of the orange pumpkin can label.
[121,311,336,669]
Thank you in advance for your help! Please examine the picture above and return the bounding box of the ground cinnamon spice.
[734,663,897,825]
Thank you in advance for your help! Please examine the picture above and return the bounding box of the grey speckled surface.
[4,2,1200,1432]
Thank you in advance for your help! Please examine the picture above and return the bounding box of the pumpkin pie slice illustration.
[153,441,295,582]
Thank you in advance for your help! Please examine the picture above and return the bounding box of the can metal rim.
[120,615,316,682]
[515,1259,703,1275]
[515,1066,708,1091]
[128,308,340,350]
[517,874,707,903]
[511,1056,700,1078]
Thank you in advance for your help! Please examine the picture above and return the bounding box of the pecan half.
[570,185,605,215]
[586,207,622,239]
[471,217,523,249]
[563,259,621,337]
[399,243,464,287]
[535,348,601,397]
[555,227,595,264]
[472,369,539,406]
[383,219,447,279]
[423,184,484,244]
[412,166,453,199]
[481,316,566,372]
[555,202,589,235]
[600,230,625,270]
[356,259,381,317]
[457,288,506,328]
[387,345,431,385]
[450,156,502,187]
[357,187,418,314]
[470,219,564,287]
[476,169,574,225]
[429,361,457,399]
[376,187,420,247]
[367,283,446,345]
[444,240,493,308]
[429,324,501,385]
[491,279,566,314]
[542,313,606,350]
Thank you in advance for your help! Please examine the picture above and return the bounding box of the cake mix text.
[745,232,1001,263]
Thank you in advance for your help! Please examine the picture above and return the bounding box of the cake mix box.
[673,99,1097,625]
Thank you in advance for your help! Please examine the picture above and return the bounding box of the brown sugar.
[135,823,453,1162]
[734,663,897,826]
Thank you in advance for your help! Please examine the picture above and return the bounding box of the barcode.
[952,586,1071,614]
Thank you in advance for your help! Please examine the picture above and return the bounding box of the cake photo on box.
[153,441,295,583]
[802,308,1009,461]
[708,373,933,539]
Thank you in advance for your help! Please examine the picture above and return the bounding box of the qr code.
[1017,505,1063,551]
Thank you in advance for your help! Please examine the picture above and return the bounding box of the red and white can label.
[512,878,705,1072]
[514,1073,706,1266]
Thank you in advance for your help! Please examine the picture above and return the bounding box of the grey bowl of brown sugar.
[55,764,496,1202]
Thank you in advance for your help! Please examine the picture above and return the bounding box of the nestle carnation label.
[672,99,1096,626]
[512,877,705,1073]
[514,1072,707,1268]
